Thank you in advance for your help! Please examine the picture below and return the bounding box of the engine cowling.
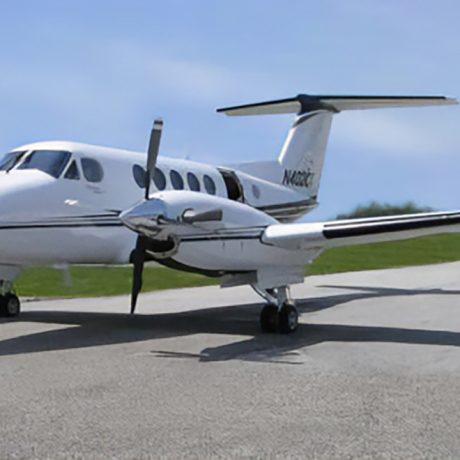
[121,190,277,237]
[121,190,308,281]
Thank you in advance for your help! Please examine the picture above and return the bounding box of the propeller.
[130,118,163,314]
[144,118,163,200]
[131,235,147,314]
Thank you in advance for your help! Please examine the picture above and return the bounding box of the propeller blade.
[145,118,163,200]
[131,236,146,314]
[131,118,163,314]
[129,118,163,313]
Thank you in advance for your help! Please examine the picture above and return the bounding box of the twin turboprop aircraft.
[0,94,458,333]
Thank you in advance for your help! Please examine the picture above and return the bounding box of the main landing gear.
[252,285,298,334]
[0,281,20,318]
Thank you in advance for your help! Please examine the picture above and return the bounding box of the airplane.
[0,94,458,334]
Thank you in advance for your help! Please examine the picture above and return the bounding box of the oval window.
[187,172,200,191]
[132,164,146,188]
[170,170,184,190]
[81,158,104,183]
[203,175,216,195]
[153,167,166,190]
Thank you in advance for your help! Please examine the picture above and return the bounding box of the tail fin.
[277,110,333,199]
[218,94,457,199]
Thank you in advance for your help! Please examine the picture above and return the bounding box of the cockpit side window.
[64,160,80,180]
[81,157,104,183]
[17,150,71,178]
[0,151,27,171]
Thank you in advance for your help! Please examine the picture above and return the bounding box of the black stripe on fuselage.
[0,212,122,229]
[181,234,262,243]
[256,200,315,221]
[256,199,315,212]
[55,215,120,221]
[323,213,460,239]
[0,222,123,230]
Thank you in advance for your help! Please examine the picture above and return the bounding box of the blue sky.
[0,0,459,219]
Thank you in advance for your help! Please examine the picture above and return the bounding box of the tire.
[260,303,278,333]
[278,303,298,334]
[3,294,20,317]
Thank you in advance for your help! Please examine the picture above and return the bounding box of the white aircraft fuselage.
[0,94,458,333]
[0,140,312,271]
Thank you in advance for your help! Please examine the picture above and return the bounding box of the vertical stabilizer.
[278,111,333,199]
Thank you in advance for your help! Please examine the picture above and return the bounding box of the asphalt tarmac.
[1,262,460,459]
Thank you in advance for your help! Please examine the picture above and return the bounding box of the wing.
[262,211,460,250]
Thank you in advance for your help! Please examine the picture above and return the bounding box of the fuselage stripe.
[180,235,261,242]
[0,222,123,230]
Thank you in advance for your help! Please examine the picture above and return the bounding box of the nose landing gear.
[253,285,299,334]
[0,281,20,317]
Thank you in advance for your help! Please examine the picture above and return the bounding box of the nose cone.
[120,199,168,235]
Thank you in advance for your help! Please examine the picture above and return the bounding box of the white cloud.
[0,38,283,141]
[82,39,279,106]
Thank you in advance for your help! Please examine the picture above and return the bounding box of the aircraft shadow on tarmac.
[1,285,460,363]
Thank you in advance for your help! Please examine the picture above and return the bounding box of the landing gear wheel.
[260,303,278,333]
[278,303,298,334]
[0,294,20,317]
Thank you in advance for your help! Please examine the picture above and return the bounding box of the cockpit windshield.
[16,150,71,178]
[0,151,27,171]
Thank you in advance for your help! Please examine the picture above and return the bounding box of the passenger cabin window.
[64,160,80,180]
[81,158,104,183]
[203,175,216,195]
[132,164,146,188]
[170,170,184,190]
[187,172,200,191]
[17,150,71,178]
[153,168,166,190]
[0,151,27,171]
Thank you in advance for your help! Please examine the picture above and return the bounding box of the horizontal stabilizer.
[217,94,458,116]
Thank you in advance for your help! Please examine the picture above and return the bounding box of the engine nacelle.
[121,190,277,244]
[121,191,308,280]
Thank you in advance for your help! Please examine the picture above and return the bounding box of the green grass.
[15,234,460,298]
[307,234,460,275]
[16,265,218,298]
